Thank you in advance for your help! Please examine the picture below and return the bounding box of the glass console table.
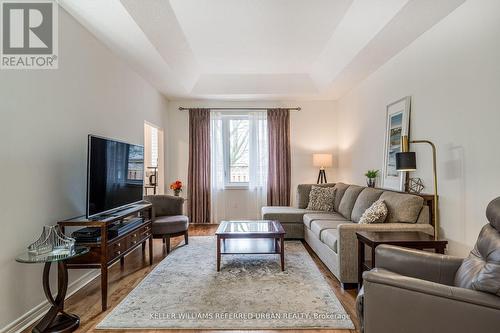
[16,247,89,333]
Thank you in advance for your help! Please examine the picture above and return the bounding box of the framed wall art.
[382,96,411,191]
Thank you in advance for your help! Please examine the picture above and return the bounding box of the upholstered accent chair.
[356,197,500,333]
[144,195,189,253]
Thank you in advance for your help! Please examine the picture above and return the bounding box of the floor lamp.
[395,135,439,240]
[313,154,333,184]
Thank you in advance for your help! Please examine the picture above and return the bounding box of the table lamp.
[313,154,333,184]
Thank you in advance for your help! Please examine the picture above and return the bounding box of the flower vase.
[367,178,376,188]
[174,190,181,197]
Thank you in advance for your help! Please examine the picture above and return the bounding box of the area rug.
[97,236,354,330]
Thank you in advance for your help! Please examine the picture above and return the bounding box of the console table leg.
[101,265,108,311]
[148,235,153,265]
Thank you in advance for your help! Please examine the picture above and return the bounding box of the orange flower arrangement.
[170,180,183,196]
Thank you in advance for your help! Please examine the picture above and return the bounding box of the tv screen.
[87,135,144,218]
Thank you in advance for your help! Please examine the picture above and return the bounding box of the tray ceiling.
[59,0,465,100]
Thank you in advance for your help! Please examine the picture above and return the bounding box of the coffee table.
[215,220,286,271]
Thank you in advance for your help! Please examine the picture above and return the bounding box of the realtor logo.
[1,0,58,69]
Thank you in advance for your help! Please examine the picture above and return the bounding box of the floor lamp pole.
[411,140,439,240]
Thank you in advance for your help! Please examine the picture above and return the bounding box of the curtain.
[210,111,268,223]
[188,108,211,223]
[267,108,291,206]
[248,111,268,213]
[210,111,226,223]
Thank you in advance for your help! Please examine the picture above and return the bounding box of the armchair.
[356,197,500,333]
[144,195,189,253]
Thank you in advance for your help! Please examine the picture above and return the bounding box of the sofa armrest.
[375,245,463,285]
[360,269,500,333]
[336,222,434,283]
[144,195,185,218]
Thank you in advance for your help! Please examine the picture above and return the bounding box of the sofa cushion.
[320,228,338,253]
[338,185,365,219]
[351,188,385,223]
[311,220,349,238]
[359,199,388,224]
[303,212,346,228]
[296,183,336,209]
[306,186,336,211]
[379,191,424,223]
[152,215,189,235]
[261,206,323,223]
[333,182,350,212]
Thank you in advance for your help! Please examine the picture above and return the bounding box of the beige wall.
[166,100,338,217]
[0,8,168,331]
[337,0,500,256]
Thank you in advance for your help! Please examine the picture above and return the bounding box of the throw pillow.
[307,186,336,211]
[359,199,388,224]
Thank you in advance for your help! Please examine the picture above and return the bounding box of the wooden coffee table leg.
[280,236,285,271]
[216,235,221,271]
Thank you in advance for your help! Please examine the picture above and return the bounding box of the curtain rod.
[178,107,301,111]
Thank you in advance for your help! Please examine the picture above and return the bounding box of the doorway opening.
[144,122,164,195]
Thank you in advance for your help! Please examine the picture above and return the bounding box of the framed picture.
[382,96,411,191]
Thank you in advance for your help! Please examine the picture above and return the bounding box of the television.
[87,135,144,218]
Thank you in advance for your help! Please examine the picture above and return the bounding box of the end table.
[356,231,447,288]
[16,247,89,333]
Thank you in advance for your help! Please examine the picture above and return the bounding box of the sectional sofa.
[261,182,435,287]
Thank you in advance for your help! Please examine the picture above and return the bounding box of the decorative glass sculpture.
[28,225,75,256]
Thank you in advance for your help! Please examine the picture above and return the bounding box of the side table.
[356,231,447,288]
[16,247,90,333]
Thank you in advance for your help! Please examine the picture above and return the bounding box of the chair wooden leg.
[184,231,189,245]
[166,236,171,254]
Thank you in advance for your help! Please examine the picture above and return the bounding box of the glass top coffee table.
[215,220,286,271]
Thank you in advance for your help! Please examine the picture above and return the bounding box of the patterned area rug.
[97,236,354,330]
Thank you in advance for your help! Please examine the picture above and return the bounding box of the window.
[222,115,250,187]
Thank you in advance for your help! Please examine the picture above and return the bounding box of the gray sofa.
[261,182,434,286]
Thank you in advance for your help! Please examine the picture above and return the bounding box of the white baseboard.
[1,270,100,333]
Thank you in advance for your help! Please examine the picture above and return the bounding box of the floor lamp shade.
[396,152,417,171]
[313,154,332,184]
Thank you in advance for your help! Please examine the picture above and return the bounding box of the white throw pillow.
[359,199,388,224]
[307,186,336,212]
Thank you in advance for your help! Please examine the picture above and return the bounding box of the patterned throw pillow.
[307,186,336,211]
[359,199,388,224]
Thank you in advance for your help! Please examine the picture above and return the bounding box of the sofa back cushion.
[296,183,335,209]
[333,182,350,212]
[351,188,384,223]
[338,185,364,219]
[379,191,424,223]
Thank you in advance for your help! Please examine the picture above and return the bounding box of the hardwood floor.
[24,224,359,333]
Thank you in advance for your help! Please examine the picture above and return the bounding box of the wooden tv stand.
[58,202,153,311]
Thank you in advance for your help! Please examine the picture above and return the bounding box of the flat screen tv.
[87,135,144,218]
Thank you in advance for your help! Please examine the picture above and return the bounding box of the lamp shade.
[313,154,333,168]
[396,151,417,171]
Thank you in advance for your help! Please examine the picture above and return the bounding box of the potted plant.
[364,170,379,188]
[170,180,183,196]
